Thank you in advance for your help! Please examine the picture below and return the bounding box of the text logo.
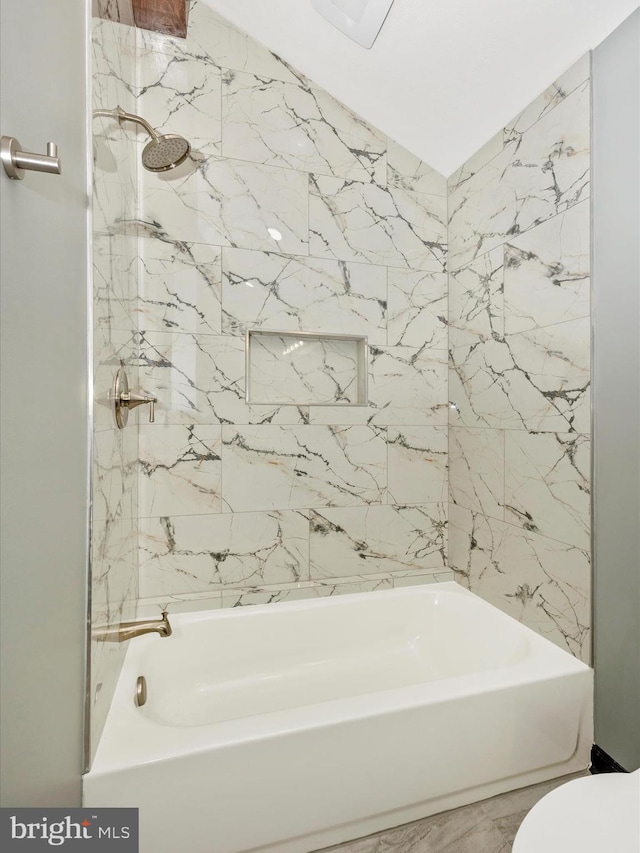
[1,809,138,850]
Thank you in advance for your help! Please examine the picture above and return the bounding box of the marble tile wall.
[132,0,452,614]
[90,17,140,762]
[447,55,592,662]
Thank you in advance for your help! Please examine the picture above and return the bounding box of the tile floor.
[319,772,588,852]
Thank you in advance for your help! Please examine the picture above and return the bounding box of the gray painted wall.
[592,9,640,772]
[0,0,89,805]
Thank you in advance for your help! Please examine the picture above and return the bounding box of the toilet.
[513,769,640,852]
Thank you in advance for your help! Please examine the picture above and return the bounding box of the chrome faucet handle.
[112,368,157,428]
[125,391,157,423]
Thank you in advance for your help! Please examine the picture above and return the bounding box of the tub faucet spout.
[94,611,172,643]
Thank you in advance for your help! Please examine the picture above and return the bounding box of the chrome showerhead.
[141,133,191,172]
[93,106,192,173]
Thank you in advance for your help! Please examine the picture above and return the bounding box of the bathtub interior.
[137,584,533,726]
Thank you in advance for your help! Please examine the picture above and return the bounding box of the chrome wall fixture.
[112,367,157,429]
[93,612,172,643]
[93,105,191,172]
[1,135,61,179]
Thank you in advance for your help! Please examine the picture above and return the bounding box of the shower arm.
[92,106,159,141]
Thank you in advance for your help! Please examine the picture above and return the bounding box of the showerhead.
[141,133,191,172]
[93,106,192,173]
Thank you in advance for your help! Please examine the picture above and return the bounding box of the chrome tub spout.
[93,611,172,643]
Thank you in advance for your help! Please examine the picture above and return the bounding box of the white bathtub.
[84,582,593,853]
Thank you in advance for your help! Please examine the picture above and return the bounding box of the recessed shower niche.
[246,329,369,406]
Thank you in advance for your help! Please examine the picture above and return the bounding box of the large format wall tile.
[137,0,309,87]
[139,510,310,596]
[309,504,447,578]
[449,505,590,661]
[137,331,308,425]
[504,54,590,145]
[387,269,447,349]
[138,237,222,335]
[449,427,505,520]
[448,248,504,349]
[221,425,387,511]
[449,79,590,271]
[449,318,590,433]
[126,2,450,622]
[447,56,591,661]
[141,156,309,255]
[221,249,387,343]
[138,424,222,518]
[369,346,448,426]
[136,48,222,154]
[308,346,448,427]
[504,431,590,549]
[309,175,447,271]
[222,70,386,182]
[387,426,448,505]
[504,201,590,334]
[387,138,447,196]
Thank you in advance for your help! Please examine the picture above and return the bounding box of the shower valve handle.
[125,392,156,423]
[1,136,61,180]
[112,368,157,429]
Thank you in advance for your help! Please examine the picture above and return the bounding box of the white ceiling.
[204,0,639,177]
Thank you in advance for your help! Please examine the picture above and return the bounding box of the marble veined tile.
[139,510,310,597]
[94,238,137,332]
[387,269,447,349]
[310,175,447,272]
[221,249,387,343]
[92,33,137,122]
[136,0,308,87]
[141,569,454,612]
[92,425,137,525]
[449,81,590,271]
[502,80,591,234]
[449,317,590,432]
[221,575,400,609]
[138,424,222,518]
[248,334,363,406]
[141,156,308,256]
[449,504,590,661]
[387,138,447,196]
[137,331,309,425]
[308,345,448,427]
[447,131,504,194]
[369,345,448,426]
[449,427,505,521]
[136,48,222,154]
[505,431,590,550]
[505,54,590,144]
[138,237,221,335]
[221,425,387,511]
[309,503,447,578]
[448,247,504,350]
[222,70,386,183]
[504,201,590,334]
[387,426,448,505]
[447,142,516,271]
